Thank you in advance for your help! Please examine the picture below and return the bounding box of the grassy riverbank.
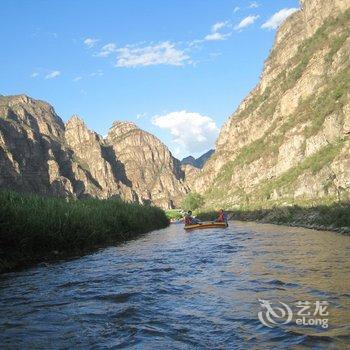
[0,191,169,273]
[196,202,350,234]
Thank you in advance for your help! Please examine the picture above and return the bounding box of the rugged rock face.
[0,95,75,197]
[193,0,350,209]
[0,97,189,208]
[65,116,135,201]
[181,149,214,169]
[181,164,201,189]
[107,121,188,208]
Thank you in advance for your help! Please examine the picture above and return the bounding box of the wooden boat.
[184,221,228,231]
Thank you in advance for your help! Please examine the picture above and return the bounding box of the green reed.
[0,191,169,272]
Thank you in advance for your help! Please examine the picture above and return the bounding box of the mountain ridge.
[0,95,190,208]
[181,149,214,169]
[192,0,350,209]
[1,0,349,211]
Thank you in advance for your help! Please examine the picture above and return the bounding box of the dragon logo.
[258,299,293,328]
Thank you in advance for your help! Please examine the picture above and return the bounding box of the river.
[0,221,349,349]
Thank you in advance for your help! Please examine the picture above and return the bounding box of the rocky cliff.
[107,121,188,208]
[0,96,189,208]
[193,0,350,209]
[0,95,76,197]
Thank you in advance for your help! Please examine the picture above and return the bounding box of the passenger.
[215,209,226,223]
[184,210,200,225]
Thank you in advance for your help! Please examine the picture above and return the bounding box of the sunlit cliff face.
[192,0,350,209]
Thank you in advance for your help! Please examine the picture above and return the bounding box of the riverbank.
[0,191,169,273]
[196,202,350,234]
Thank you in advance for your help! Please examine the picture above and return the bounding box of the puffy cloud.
[84,37,99,48]
[115,41,190,67]
[235,15,260,30]
[205,21,231,41]
[73,76,82,82]
[30,72,39,78]
[45,70,61,79]
[261,8,298,30]
[212,21,228,32]
[97,43,117,57]
[233,6,240,13]
[152,111,219,154]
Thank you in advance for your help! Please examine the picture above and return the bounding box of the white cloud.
[235,15,260,30]
[73,76,82,82]
[84,37,99,48]
[212,21,228,32]
[116,41,190,68]
[234,6,240,13]
[173,147,182,157]
[30,72,39,78]
[249,1,259,8]
[205,21,231,41]
[261,8,299,30]
[188,38,204,47]
[152,111,219,154]
[204,32,230,41]
[45,70,61,79]
[97,43,117,57]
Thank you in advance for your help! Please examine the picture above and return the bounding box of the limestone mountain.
[65,115,136,201]
[0,95,77,197]
[192,0,350,209]
[181,149,214,169]
[0,96,189,208]
[107,121,188,208]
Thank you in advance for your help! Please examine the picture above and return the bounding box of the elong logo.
[258,299,329,329]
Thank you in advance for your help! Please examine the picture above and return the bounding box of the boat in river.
[184,221,228,231]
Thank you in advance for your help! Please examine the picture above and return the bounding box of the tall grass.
[237,203,350,232]
[0,191,169,272]
[196,202,350,233]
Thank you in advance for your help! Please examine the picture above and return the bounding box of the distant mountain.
[0,95,191,209]
[181,150,214,169]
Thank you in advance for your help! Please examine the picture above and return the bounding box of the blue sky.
[0,0,299,159]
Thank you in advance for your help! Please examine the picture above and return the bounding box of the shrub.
[181,192,204,211]
[165,210,183,220]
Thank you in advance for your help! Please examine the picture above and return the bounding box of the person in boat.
[184,210,201,225]
[215,209,227,223]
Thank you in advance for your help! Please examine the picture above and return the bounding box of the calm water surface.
[0,221,349,349]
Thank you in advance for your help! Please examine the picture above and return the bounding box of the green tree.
[181,192,204,211]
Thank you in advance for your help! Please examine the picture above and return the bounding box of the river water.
[0,221,349,349]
